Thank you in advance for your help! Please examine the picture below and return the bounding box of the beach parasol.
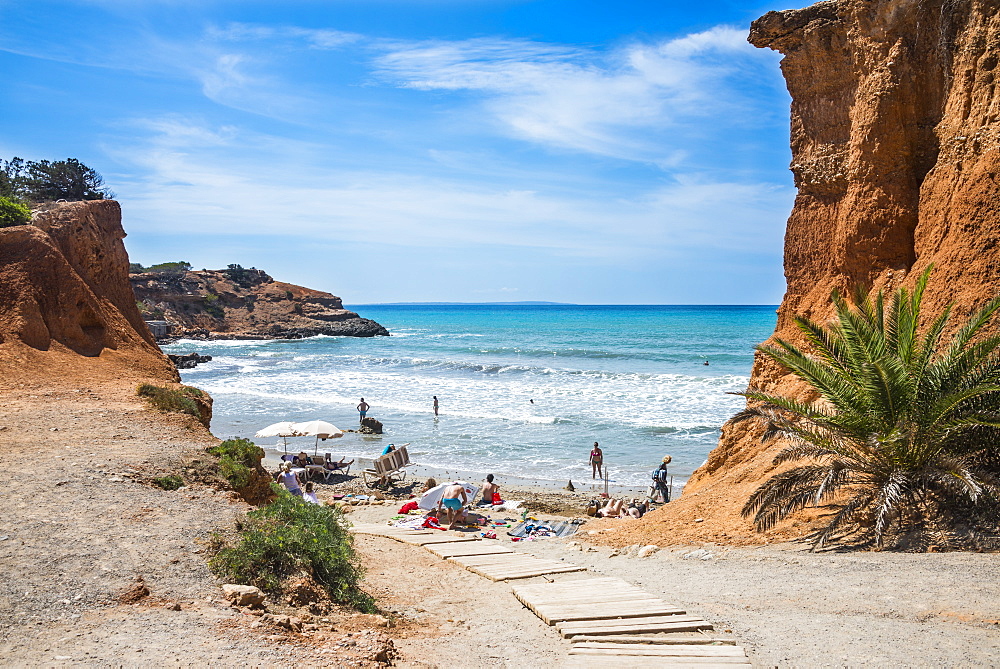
[418,481,480,511]
[290,420,344,455]
[254,421,299,452]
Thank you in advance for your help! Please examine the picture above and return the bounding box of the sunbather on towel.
[597,497,627,518]
[440,482,468,530]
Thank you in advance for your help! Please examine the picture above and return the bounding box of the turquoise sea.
[165,304,777,488]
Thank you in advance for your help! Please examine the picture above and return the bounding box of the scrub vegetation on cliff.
[209,488,375,612]
[735,270,1000,550]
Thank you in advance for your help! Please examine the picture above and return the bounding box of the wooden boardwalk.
[350,523,752,665]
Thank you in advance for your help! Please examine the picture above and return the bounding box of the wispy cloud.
[373,27,773,162]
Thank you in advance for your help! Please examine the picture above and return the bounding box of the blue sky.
[1,0,796,304]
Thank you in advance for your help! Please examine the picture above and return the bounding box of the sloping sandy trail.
[512,533,1000,666]
[0,384,570,666]
[0,385,300,665]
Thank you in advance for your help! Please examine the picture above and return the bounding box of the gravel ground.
[355,503,1000,667]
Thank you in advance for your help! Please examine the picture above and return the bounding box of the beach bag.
[492,492,502,504]
[586,500,600,517]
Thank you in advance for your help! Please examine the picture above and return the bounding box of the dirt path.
[0,384,568,667]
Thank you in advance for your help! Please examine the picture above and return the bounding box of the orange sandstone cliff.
[0,201,178,388]
[601,0,1000,546]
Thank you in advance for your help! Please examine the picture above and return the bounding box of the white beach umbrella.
[418,481,480,511]
[290,420,344,455]
[254,421,299,452]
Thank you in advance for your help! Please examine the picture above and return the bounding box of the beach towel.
[507,518,584,539]
[398,500,419,514]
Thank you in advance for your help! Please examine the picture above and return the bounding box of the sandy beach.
[2,381,998,667]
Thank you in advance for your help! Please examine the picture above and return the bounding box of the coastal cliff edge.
[600,0,1000,546]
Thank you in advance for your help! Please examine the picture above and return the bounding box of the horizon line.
[346,301,782,307]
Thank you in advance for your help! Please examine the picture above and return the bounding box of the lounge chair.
[311,454,354,482]
[361,444,412,487]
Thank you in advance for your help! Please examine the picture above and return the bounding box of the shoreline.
[260,449,667,510]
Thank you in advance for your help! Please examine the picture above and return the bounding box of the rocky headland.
[606,0,1000,546]
[132,267,388,342]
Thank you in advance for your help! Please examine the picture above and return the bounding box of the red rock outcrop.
[602,0,1000,546]
[0,201,178,388]
[131,268,389,340]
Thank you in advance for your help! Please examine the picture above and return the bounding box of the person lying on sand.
[440,482,468,530]
[597,497,625,518]
[323,454,353,471]
[420,477,438,494]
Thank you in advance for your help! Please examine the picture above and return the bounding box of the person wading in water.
[590,442,604,479]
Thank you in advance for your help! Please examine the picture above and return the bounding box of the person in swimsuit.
[479,474,499,506]
[357,398,370,422]
[439,482,468,529]
[276,462,303,497]
[433,395,439,416]
[590,442,603,479]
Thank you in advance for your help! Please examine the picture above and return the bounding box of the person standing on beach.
[276,462,303,497]
[652,455,672,503]
[357,398,369,423]
[590,442,603,479]
[433,396,439,416]
[439,482,468,530]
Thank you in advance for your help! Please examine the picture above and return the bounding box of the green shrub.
[0,196,30,228]
[146,261,191,274]
[209,486,375,612]
[208,437,263,490]
[153,475,185,490]
[137,383,203,420]
[203,293,225,319]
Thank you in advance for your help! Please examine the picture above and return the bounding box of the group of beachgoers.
[275,451,355,500]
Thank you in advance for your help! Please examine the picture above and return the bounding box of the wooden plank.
[568,649,749,663]
[448,553,539,563]
[533,602,686,625]
[425,543,515,558]
[559,615,709,630]
[394,534,481,545]
[567,659,748,668]
[348,524,435,536]
[466,563,586,581]
[513,577,628,594]
[558,616,713,637]
[571,643,746,657]
[515,590,651,606]
[569,635,738,645]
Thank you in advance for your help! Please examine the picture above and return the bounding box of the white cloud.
[107,116,790,264]
[373,27,770,162]
[207,23,363,49]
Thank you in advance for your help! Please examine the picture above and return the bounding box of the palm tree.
[734,267,1000,549]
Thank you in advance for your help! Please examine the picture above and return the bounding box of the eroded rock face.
[131,268,389,340]
[0,201,178,387]
[642,0,1000,543]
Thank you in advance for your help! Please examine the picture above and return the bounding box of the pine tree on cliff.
[1,156,113,202]
[734,267,1000,550]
